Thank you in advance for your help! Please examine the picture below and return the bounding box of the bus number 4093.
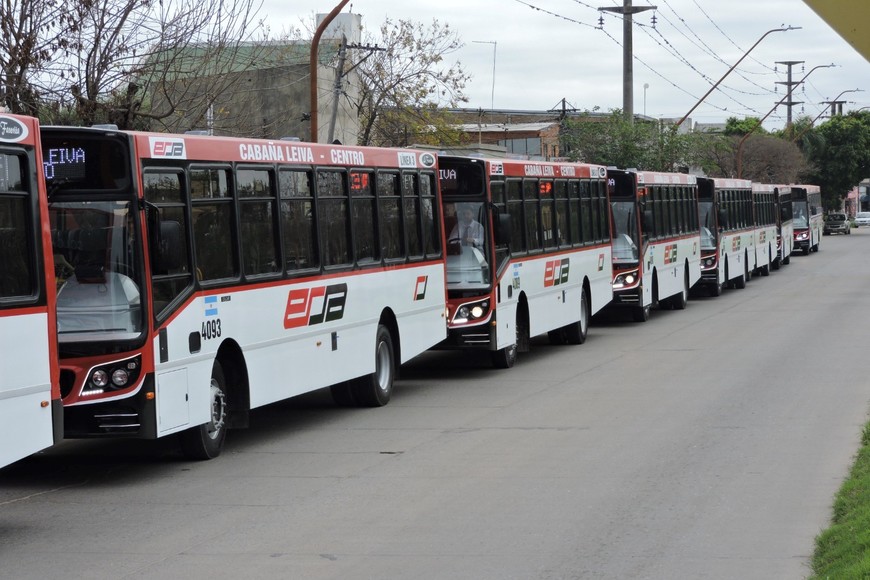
[202,319,222,340]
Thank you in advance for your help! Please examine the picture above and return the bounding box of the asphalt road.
[2,229,869,580]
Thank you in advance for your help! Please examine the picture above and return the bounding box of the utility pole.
[599,0,656,122]
[775,60,804,130]
[821,99,847,117]
[327,35,348,144]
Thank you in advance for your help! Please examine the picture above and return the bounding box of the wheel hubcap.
[207,379,227,440]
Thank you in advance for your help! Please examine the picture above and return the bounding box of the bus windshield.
[50,200,143,343]
[610,200,639,263]
[698,200,717,251]
[793,201,809,228]
[444,200,490,290]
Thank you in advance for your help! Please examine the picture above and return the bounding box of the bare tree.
[0,0,74,115]
[1,0,273,130]
[348,17,469,146]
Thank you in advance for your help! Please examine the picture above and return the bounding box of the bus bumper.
[63,375,157,440]
[436,323,496,351]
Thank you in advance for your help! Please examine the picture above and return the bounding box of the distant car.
[824,212,851,235]
[856,212,870,227]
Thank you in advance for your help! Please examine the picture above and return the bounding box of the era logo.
[149,136,186,159]
[413,276,427,300]
[284,283,348,329]
[544,258,569,287]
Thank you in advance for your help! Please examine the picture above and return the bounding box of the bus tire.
[564,286,590,345]
[632,304,651,322]
[181,360,228,460]
[733,271,746,289]
[670,268,689,310]
[783,254,791,265]
[352,325,394,407]
[772,258,781,271]
[492,313,520,368]
[491,344,517,368]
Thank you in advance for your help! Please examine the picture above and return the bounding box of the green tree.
[561,110,699,172]
[723,116,767,136]
[801,111,870,210]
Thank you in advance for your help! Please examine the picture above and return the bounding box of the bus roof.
[43,127,438,171]
[751,183,792,194]
[634,171,697,186]
[710,177,752,190]
[440,155,607,179]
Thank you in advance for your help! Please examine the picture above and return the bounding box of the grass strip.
[810,423,870,579]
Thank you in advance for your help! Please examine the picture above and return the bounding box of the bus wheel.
[632,304,650,322]
[491,342,517,368]
[492,313,519,368]
[783,254,791,265]
[772,257,781,271]
[352,325,394,407]
[565,287,590,345]
[181,361,228,460]
[671,270,689,310]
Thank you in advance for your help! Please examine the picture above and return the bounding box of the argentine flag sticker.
[204,295,219,317]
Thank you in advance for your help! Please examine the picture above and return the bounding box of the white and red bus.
[751,185,778,278]
[791,184,823,255]
[697,177,758,294]
[42,126,447,459]
[0,114,62,468]
[607,169,701,321]
[753,183,794,269]
[436,156,613,368]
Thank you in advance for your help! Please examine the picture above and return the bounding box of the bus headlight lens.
[92,370,109,387]
[112,369,130,387]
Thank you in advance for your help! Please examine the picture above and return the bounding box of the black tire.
[733,273,746,289]
[492,313,520,368]
[710,279,723,297]
[671,270,689,310]
[772,257,781,271]
[564,287,590,345]
[181,361,229,460]
[632,304,651,322]
[783,254,791,265]
[352,325,395,407]
[491,342,517,368]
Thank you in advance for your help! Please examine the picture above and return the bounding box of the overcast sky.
[262,0,870,130]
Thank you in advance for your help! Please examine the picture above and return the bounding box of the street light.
[792,88,863,142]
[736,63,836,178]
[472,40,497,112]
[674,26,799,129]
